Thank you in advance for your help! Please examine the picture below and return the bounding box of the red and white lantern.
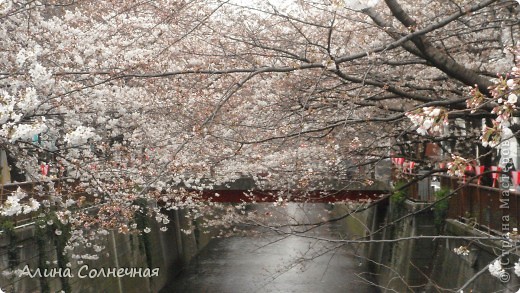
[409,161,416,174]
[394,157,405,166]
[40,163,49,176]
[475,166,485,185]
[463,165,473,183]
[512,171,520,190]
[491,166,501,187]
[392,157,405,173]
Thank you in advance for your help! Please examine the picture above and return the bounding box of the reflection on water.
[161,203,378,293]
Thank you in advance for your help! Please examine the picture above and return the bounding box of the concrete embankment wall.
[332,200,520,292]
[0,209,215,293]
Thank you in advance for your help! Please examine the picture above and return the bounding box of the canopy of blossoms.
[0,0,517,263]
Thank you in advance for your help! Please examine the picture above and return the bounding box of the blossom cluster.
[446,155,469,177]
[405,107,448,136]
[72,254,99,261]
[466,87,486,113]
[472,49,519,148]
[0,0,11,14]
[453,246,470,256]
[490,78,518,124]
[0,89,48,143]
[488,259,506,278]
[480,120,502,148]
[488,258,520,282]
[64,126,100,146]
[0,187,40,216]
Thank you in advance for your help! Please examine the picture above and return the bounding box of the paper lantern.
[511,171,520,191]
[463,165,473,183]
[491,166,501,187]
[474,166,485,185]
[394,157,405,165]
[409,161,416,173]
[40,164,49,176]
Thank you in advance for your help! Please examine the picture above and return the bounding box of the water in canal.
[161,203,379,293]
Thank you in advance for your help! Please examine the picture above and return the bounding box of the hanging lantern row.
[435,162,507,187]
[394,159,520,189]
[391,157,416,174]
[392,157,405,165]
[391,158,520,191]
[435,163,508,187]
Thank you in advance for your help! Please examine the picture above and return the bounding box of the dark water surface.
[161,203,378,293]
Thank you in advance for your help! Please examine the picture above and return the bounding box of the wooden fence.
[408,175,520,234]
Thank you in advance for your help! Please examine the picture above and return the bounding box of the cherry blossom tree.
[0,0,519,289]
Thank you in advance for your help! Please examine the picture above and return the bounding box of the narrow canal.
[161,203,379,293]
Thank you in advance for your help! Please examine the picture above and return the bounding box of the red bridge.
[0,179,389,226]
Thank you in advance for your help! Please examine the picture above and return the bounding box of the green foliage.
[390,181,408,207]
[433,188,451,232]
[0,219,14,234]
[0,219,19,270]
[34,212,71,292]
[34,219,50,293]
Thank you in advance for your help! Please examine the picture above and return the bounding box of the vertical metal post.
[174,210,183,257]
[111,230,123,293]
